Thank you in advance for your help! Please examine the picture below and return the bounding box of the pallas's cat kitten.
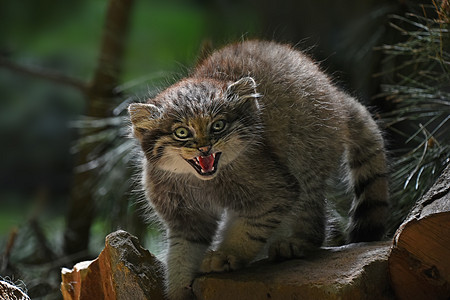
[129,40,389,300]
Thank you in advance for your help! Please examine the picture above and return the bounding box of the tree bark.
[63,0,135,259]
[388,164,450,300]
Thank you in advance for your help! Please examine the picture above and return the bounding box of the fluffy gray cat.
[128,40,389,300]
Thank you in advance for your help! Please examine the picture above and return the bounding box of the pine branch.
[0,56,87,92]
[378,3,450,234]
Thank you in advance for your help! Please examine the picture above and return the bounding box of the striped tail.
[345,102,389,243]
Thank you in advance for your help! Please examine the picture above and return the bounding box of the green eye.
[211,120,226,133]
[174,127,191,139]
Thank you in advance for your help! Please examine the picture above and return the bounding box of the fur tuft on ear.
[226,76,261,101]
[128,103,161,139]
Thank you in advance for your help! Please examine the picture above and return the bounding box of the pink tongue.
[198,154,215,172]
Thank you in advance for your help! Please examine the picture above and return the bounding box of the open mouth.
[185,152,222,176]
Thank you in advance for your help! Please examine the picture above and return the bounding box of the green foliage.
[378,3,450,233]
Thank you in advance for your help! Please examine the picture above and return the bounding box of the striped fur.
[129,40,389,300]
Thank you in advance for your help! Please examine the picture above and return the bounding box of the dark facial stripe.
[354,173,388,198]
[155,145,166,161]
[141,129,169,159]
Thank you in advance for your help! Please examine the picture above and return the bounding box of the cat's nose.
[198,146,211,155]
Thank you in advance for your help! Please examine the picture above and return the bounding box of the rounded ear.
[128,103,162,139]
[226,76,261,101]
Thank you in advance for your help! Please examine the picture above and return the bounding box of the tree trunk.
[388,164,450,300]
[63,0,135,259]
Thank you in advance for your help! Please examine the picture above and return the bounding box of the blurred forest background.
[0,0,448,299]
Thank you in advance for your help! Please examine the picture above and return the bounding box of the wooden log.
[61,230,165,300]
[0,281,30,300]
[62,230,395,300]
[389,164,450,300]
[193,242,394,300]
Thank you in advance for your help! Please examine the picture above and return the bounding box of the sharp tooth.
[212,153,216,158]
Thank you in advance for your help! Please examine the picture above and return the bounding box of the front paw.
[199,250,243,273]
[268,238,310,261]
[167,285,195,300]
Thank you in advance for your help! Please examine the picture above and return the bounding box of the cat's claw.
[200,250,242,273]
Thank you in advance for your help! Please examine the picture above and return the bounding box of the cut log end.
[389,164,450,300]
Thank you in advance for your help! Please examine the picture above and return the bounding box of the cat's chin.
[184,152,222,180]
[192,172,218,181]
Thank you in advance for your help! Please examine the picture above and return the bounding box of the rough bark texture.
[193,242,393,300]
[62,231,394,300]
[389,164,450,300]
[0,281,30,300]
[61,230,165,300]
